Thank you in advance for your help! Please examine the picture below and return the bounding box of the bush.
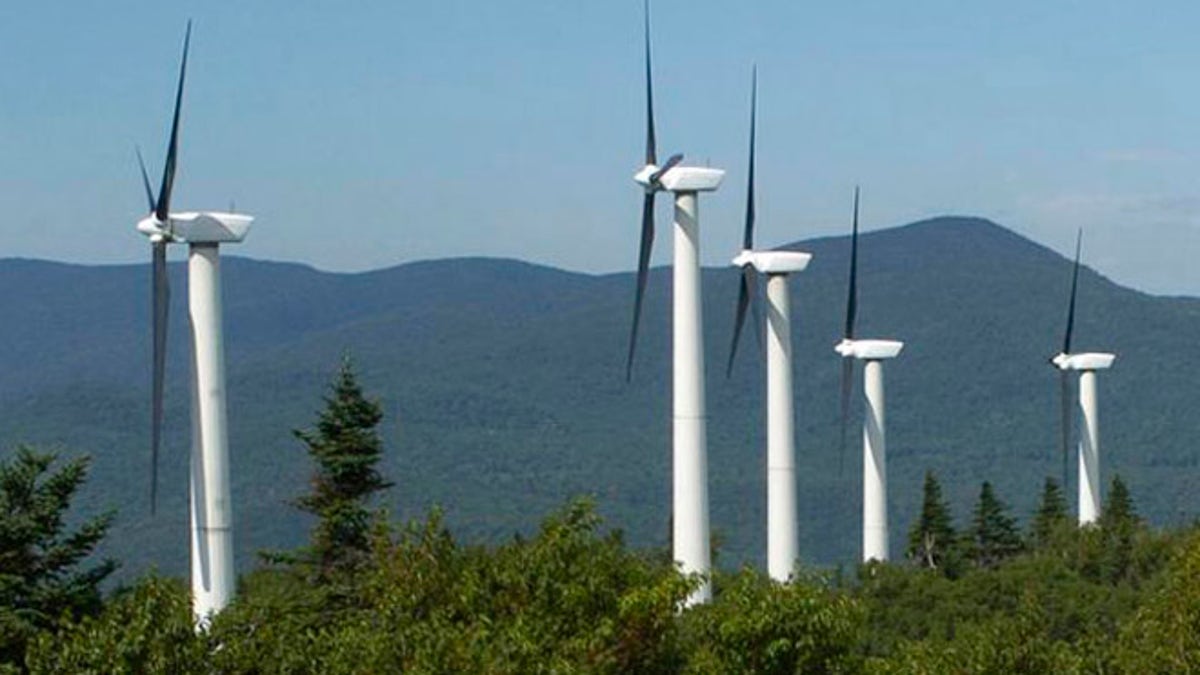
[680,568,864,674]
[25,576,206,674]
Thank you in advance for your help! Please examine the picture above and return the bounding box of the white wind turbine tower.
[626,0,724,606]
[834,189,903,563]
[134,22,253,625]
[725,69,811,582]
[1050,229,1114,526]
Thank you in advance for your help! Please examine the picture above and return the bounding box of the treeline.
[859,471,1195,672]
[1,362,1198,673]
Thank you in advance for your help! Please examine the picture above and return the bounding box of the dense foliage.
[5,368,1200,672]
[16,499,872,674]
[0,448,114,666]
[5,469,1200,673]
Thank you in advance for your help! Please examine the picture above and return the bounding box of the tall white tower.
[133,22,254,625]
[1053,352,1115,525]
[732,250,812,580]
[640,167,724,605]
[836,339,903,561]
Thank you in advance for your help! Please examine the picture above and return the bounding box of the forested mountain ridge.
[1,215,1197,578]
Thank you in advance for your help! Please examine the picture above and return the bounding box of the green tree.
[867,592,1087,675]
[1099,474,1139,532]
[905,470,959,574]
[290,358,393,577]
[25,576,206,674]
[1096,474,1142,583]
[1029,477,1069,549]
[680,568,864,674]
[1109,531,1200,672]
[0,447,115,664]
[215,498,694,673]
[965,481,1023,569]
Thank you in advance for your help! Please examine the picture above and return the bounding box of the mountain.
[2,216,1198,579]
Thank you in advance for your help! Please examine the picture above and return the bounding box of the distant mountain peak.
[787,214,1065,267]
[897,214,1005,231]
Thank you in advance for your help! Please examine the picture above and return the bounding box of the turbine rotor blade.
[1062,228,1083,354]
[838,187,861,475]
[627,192,656,380]
[627,2,673,381]
[726,266,753,377]
[135,146,156,213]
[838,357,855,476]
[726,67,760,379]
[1059,370,1071,491]
[748,269,764,355]
[151,241,170,515]
[843,186,860,339]
[155,20,191,222]
[649,153,684,185]
[742,66,757,250]
[643,0,656,166]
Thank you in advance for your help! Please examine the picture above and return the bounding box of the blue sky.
[3,1,1200,294]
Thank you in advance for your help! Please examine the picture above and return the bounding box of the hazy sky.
[3,1,1200,295]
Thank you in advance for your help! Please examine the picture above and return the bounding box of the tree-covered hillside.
[1,216,1198,579]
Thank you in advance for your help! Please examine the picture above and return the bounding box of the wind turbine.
[135,22,253,625]
[1050,229,1114,526]
[726,69,811,582]
[626,0,724,606]
[834,189,903,563]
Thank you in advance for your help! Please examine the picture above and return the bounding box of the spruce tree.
[1098,474,1140,582]
[965,481,1023,568]
[905,470,957,573]
[291,358,392,577]
[0,447,115,662]
[1100,474,1139,531]
[1029,477,1069,548]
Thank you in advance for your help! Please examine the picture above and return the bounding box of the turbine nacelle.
[137,212,253,245]
[732,250,812,275]
[634,163,724,194]
[1052,352,1116,371]
[835,338,904,360]
[137,216,174,243]
[657,166,724,193]
[633,163,668,192]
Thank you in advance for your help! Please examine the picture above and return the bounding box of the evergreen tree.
[1099,474,1139,531]
[290,358,393,577]
[1029,477,1069,548]
[905,470,957,573]
[1098,474,1141,582]
[965,481,1023,568]
[0,447,115,663]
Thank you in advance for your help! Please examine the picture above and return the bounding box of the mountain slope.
[1,216,1197,577]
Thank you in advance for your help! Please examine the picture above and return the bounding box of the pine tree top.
[1101,474,1140,531]
[0,447,116,634]
[906,470,958,574]
[968,481,1023,568]
[287,357,393,578]
[1030,476,1069,548]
